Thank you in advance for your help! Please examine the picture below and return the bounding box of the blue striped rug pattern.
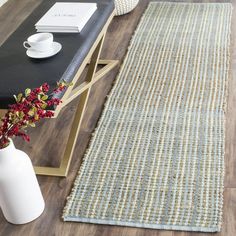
[63,2,232,232]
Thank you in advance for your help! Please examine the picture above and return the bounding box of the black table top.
[0,0,114,109]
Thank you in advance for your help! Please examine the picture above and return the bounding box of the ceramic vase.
[0,140,45,224]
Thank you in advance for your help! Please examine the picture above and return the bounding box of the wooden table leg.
[34,34,118,177]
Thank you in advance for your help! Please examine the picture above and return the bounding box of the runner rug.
[63,2,232,232]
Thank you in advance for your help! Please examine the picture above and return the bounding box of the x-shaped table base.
[35,12,118,176]
[0,11,118,177]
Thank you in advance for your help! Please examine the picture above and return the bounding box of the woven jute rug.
[63,2,232,232]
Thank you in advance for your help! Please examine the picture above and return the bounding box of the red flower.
[0,81,71,149]
[42,83,49,92]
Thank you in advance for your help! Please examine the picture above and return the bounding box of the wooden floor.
[0,0,235,235]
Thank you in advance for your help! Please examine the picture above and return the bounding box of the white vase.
[0,140,45,224]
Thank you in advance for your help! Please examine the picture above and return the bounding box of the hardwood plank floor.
[0,0,235,235]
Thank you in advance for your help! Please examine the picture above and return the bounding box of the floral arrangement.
[0,81,70,149]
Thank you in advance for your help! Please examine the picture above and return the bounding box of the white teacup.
[23,33,53,52]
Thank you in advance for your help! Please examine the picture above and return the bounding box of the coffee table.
[0,0,118,177]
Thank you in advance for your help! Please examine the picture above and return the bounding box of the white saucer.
[26,42,62,59]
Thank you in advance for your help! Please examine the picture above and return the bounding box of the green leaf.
[17,93,23,102]
[41,95,48,101]
[25,88,31,96]
[29,123,36,127]
[32,106,37,112]
[41,103,47,109]
[28,110,34,116]
[34,114,39,121]
[19,111,24,119]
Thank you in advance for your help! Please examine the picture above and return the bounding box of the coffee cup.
[23,33,53,52]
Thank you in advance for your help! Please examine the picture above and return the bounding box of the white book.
[35,2,97,33]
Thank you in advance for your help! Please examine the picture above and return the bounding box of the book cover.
[35,2,97,33]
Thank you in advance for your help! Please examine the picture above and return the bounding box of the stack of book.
[35,2,97,33]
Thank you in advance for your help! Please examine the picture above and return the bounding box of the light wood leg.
[34,34,118,177]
